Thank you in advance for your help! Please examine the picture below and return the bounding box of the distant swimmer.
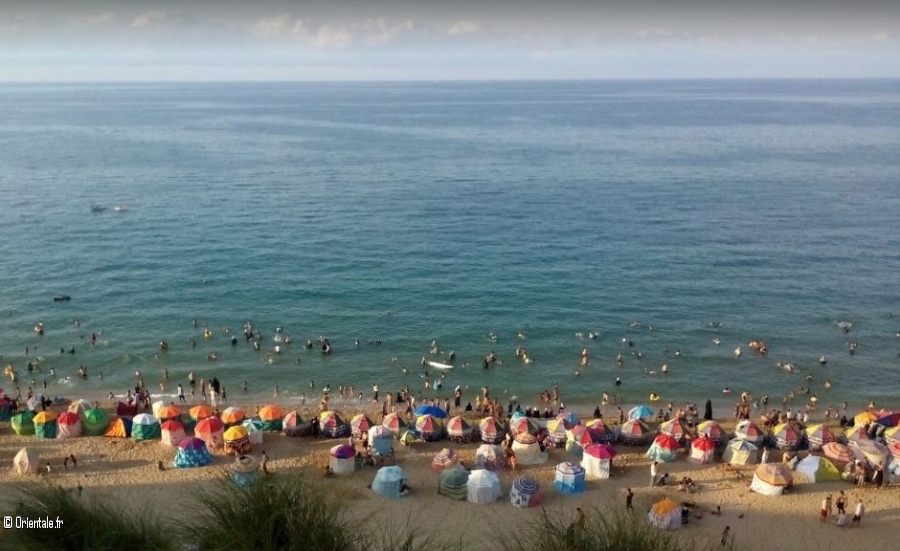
[818,355,827,365]
[588,332,597,339]
[713,338,721,346]
[824,380,833,389]
[615,377,622,386]
[661,364,668,374]
[649,393,660,402]
[722,387,731,394]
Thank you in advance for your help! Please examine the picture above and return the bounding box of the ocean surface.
[1,80,899,413]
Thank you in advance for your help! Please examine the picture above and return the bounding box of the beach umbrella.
[584,419,616,443]
[646,434,680,462]
[553,462,586,495]
[619,419,651,446]
[220,406,245,426]
[688,436,716,464]
[849,439,888,467]
[56,411,82,438]
[368,425,394,456]
[415,414,445,441]
[659,418,690,442]
[329,444,357,475]
[804,423,836,451]
[446,416,475,443]
[822,442,855,467]
[556,411,580,429]
[189,404,215,421]
[320,410,350,438]
[466,469,503,504]
[281,410,304,433]
[771,423,801,451]
[735,420,764,444]
[885,425,900,445]
[723,438,758,466]
[161,420,186,446]
[648,498,682,530]
[382,412,407,436]
[195,417,225,450]
[34,411,58,439]
[509,476,541,508]
[223,425,251,455]
[372,465,407,499]
[414,405,447,419]
[132,413,161,441]
[103,416,133,438]
[508,416,541,436]
[399,430,419,445]
[350,413,375,437]
[478,417,506,444]
[67,399,91,418]
[431,448,458,473]
[854,411,879,427]
[156,404,181,421]
[628,405,654,421]
[697,420,727,443]
[582,444,614,480]
[546,418,568,447]
[82,408,109,436]
[258,405,284,432]
[173,437,212,468]
[565,439,584,458]
[474,444,504,471]
[876,411,900,428]
[438,466,470,500]
[844,426,869,443]
[755,463,793,486]
[512,431,549,465]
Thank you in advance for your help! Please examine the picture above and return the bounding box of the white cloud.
[73,13,115,26]
[636,27,674,39]
[310,24,353,48]
[254,14,291,37]
[872,31,890,43]
[131,11,186,30]
[447,20,482,37]
[362,17,414,45]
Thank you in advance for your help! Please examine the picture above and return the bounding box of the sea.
[1,80,899,414]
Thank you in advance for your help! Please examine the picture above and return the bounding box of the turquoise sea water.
[1,80,899,412]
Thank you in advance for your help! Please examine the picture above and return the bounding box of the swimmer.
[824,380,832,389]
[615,377,622,386]
[661,364,668,374]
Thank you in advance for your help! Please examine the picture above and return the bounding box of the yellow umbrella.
[854,411,878,427]
[223,425,249,440]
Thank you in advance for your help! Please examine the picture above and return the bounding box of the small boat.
[427,361,454,370]
[53,295,71,302]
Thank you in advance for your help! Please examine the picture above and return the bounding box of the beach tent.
[467,469,503,504]
[195,417,225,450]
[319,411,350,438]
[258,405,284,432]
[399,430,420,446]
[771,423,801,451]
[368,425,394,457]
[557,411,580,430]
[735,420,765,445]
[189,404,214,421]
[414,405,447,419]
[446,416,476,443]
[509,416,541,436]
[103,416,133,438]
[512,432,548,465]
[546,419,569,448]
[329,444,357,475]
[722,438,758,466]
[822,442,855,467]
[697,420,728,446]
[161,420,186,447]
[116,401,138,417]
[223,425,251,455]
[132,413,162,441]
[629,405,655,422]
[56,411,82,438]
[382,412,408,436]
[554,462,586,495]
[584,419,616,443]
[11,411,36,436]
[843,426,869,443]
[805,424,837,452]
[34,411,58,439]
[173,437,212,468]
[646,434,680,462]
[750,463,793,496]
[689,436,717,464]
[478,417,506,444]
[13,447,39,475]
[350,413,375,437]
[282,410,311,437]
[82,408,109,436]
[660,418,691,444]
[509,476,541,508]
[241,418,265,445]
[415,414,445,442]
[619,419,651,446]
[794,455,841,484]
[582,443,615,480]
[438,466,470,500]
[220,406,245,426]
[475,444,505,471]
[884,426,900,445]
[68,399,91,418]
[156,404,181,422]
[849,439,888,468]
[648,498,682,530]
[431,448,458,473]
[372,465,407,499]
[231,455,259,488]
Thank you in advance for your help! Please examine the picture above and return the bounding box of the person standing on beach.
[177,384,185,403]
[650,461,658,487]
[835,491,846,516]
[852,499,865,527]
[720,526,730,547]
[626,488,634,511]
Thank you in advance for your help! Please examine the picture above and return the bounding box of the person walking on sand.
[836,491,846,516]
[820,495,831,521]
[626,488,634,511]
[650,461,658,487]
[852,499,865,527]
[721,526,730,547]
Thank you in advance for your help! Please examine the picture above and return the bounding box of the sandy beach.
[1,400,897,551]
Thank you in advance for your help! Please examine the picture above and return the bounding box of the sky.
[0,0,898,81]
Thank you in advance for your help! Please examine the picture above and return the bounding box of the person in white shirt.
[852,499,865,527]
[650,461,658,487]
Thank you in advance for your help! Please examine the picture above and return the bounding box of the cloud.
[447,20,482,37]
[872,31,890,43]
[636,27,674,39]
[73,13,115,26]
[310,24,353,48]
[131,11,186,30]
[254,14,291,37]
[362,17,414,45]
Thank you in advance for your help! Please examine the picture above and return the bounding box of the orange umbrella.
[220,406,245,425]
[157,405,181,421]
[190,405,214,420]
[258,405,284,421]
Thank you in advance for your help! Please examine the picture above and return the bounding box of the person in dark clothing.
[593,406,601,419]
[704,399,713,421]
[311,417,320,438]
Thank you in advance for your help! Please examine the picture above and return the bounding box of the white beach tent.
[581,443,614,480]
[329,444,357,475]
[511,433,548,465]
[13,447,39,475]
[722,438,758,466]
[241,419,265,445]
[467,469,503,504]
[749,463,792,496]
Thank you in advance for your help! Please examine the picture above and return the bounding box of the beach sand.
[1,406,897,551]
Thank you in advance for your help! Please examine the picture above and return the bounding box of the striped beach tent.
[723,438,758,466]
[584,419,616,443]
[794,455,841,483]
[56,411,82,438]
[822,442,855,468]
[553,462,585,495]
[844,426,869,443]
[34,411,58,439]
[849,439,888,468]
[415,414,444,442]
[82,408,110,436]
[479,417,506,444]
[619,419,651,446]
[282,410,311,437]
[688,436,716,464]
[132,413,161,441]
[697,420,728,446]
[220,406,245,426]
[509,415,540,436]
[320,410,350,438]
[557,411,580,430]
[68,399,91,418]
[161,420,186,446]
[438,466,469,500]
[466,469,502,504]
[329,444,357,474]
[735,420,765,445]
[173,437,212,468]
[750,463,793,496]
[646,434,680,462]
[512,432,548,465]
[509,476,541,508]
[446,416,476,443]
[431,448,458,473]
[659,418,691,443]
[194,417,225,450]
[223,425,251,455]
[628,405,655,421]
[546,419,569,447]
[805,423,836,451]
[372,465,407,499]
[258,405,284,432]
[350,413,375,438]
[382,412,407,436]
[368,425,394,456]
[771,423,801,451]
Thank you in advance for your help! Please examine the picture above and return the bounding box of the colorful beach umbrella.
[804,424,836,450]
[258,405,284,421]
[415,414,444,440]
[220,406,245,425]
[478,417,506,444]
[350,413,375,437]
[223,425,248,441]
[330,443,356,459]
[190,404,214,420]
[854,411,879,427]
[844,426,869,442]
[876,412,900,428]
[382,412,407,435]
[754,463,793,486]
[509,416,541,436]
[556,411,580,429]
[157,404,181,421]
[697,420,726,442]
[414,405,447,419]
[659,418,690,441]
[446,416,472,437]
[735,420,764,443]
[628,405,654,421]
[619,419,651,445]
[822,442,855,466]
